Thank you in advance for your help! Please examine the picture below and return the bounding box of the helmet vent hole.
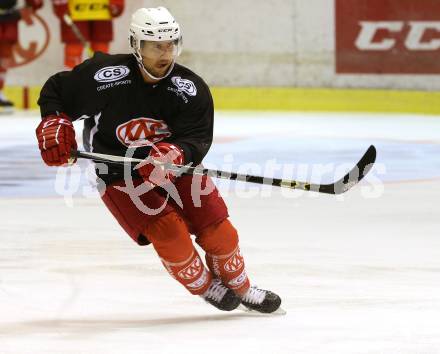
[145,22,151,25]
[159,22,169,24]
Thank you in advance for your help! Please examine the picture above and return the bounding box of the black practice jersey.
[38,52,214,185]
[0,0,19,22]
[0,0,17,10]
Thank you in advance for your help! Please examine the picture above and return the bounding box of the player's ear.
[129,35,136,48]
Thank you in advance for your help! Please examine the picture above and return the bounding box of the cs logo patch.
[171,76,197,96]
[94,66,130,83]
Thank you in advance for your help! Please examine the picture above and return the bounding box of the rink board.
[4,85,440,115]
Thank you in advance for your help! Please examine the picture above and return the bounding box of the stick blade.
[320,145,377,195]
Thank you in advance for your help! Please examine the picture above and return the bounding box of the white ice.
[0,111,439,354]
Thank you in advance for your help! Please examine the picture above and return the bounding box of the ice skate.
[0,93,14,113]
[201,278,241,311]
[241,286,283,314]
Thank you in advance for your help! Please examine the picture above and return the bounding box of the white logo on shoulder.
[171,76,197,96]
[94,66,130,83]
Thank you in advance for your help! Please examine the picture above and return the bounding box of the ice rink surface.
[1,111,440,354]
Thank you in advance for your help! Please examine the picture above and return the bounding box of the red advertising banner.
[336,0,440,74]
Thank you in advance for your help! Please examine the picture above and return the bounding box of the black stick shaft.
[75,150,313,191]
[74,145,376,195]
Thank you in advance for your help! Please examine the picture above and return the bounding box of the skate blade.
[238,304,287,316]
[0,107,14,115]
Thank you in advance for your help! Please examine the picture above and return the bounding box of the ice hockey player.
[52,0,124,68]
[0,0,43,109]
[36,6,281,313]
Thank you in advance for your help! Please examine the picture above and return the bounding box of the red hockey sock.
[196,219,250,296]
[0,42,14,77]
[64,43,83,69]
[161,251,212,295]
[0,65,6,91]
[144,212,212,295]
[91,41,109,53]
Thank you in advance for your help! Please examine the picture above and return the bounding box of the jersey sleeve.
[0,10,20,23]
[167,80,214,166]
[38,56,104,121]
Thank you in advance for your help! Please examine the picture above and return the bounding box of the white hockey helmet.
[129,7,182,80]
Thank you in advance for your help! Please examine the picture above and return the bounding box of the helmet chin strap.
[136,53,176,81]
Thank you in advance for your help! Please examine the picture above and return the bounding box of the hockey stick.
[63,14,94,58]
[72,145,376,194]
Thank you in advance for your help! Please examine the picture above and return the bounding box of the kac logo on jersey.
[171,76,197,96]
[94,66,130,83]
[116,118,172,147]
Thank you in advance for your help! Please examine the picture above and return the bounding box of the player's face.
[140,40,179,77]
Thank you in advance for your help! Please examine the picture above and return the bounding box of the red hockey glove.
[137,142,184,187]
[52,0,68,19]
[36,113,77,167]
[109,0,124,17]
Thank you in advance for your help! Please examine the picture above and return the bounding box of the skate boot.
[241,286,282,313]
[0,93,13,112]
[201,278,241,311]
